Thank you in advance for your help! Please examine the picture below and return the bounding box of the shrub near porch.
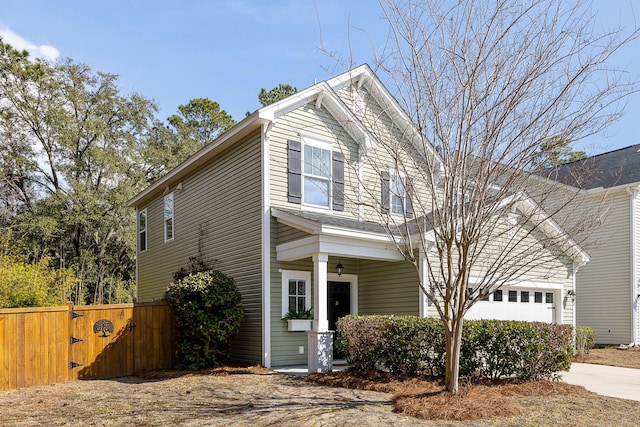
[336,315,573,380]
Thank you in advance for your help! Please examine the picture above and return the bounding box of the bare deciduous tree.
[332,0,638,392]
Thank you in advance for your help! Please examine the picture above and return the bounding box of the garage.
[466,285,559,323]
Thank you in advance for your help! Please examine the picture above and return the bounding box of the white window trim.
[300,135,333,210]
[164,192,174,242]
[281,270,312,317]
[388,168,408,217]
[139,208,147,252]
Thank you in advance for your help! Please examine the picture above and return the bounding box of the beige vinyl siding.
[576,191,631,344]
[137,130,263,363]
[358,259,420,315]
[269,102,362,218]
[269,92,432,224]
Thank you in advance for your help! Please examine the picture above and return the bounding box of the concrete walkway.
[562,363,640,401]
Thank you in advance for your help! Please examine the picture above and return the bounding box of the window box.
[287,319,313,332]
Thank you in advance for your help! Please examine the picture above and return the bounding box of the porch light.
[336,261,344,276]
[567,289,576,299]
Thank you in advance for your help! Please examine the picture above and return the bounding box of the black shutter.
[381,171,390,213]
[332,151,344,211]
[287,140,302,204]
[405,177,414,218]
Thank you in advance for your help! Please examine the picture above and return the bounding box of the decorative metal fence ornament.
[93,319,115,338]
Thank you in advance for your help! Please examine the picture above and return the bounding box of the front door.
[328,281,351,358]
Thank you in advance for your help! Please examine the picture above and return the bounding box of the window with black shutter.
[287,137,345,211]
[332,151,344,211]
[287,140,302,204]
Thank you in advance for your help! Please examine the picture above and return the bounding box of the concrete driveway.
[562,363,640,401]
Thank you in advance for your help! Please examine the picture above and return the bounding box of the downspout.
[261,122,273,367]
[571,258,588,353]
[358,148,365,221]
[626,185,639,347]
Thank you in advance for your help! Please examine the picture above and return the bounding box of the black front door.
[328,281,351,358]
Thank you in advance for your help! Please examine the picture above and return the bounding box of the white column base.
[307,330,334,373]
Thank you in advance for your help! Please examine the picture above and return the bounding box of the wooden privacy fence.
[0,302,175,391]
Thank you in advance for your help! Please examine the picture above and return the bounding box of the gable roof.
[128,64,437,208]
[548,144,640,190]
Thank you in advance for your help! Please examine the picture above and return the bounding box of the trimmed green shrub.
[336,315,573,381]
[575,325,596,355]
[165,270,244,370]
[514,322,573,380]
[465,320,518,379]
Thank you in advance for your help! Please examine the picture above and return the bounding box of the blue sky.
[1,1,638,155]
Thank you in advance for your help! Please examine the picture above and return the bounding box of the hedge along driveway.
[336,316,573,379]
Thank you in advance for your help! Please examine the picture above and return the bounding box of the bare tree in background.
[332,0,638,392]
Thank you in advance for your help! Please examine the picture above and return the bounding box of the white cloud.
[0,27,59,61]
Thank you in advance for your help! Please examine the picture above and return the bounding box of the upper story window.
[381,169,413,217]
[138,209,147,251]
[287,137,344,211]
[164,192,174,242]
[303,142,331,207]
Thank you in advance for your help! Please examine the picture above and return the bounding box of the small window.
[534,291,542,303]
[164,192,174,242]
[390,172,406,215]
[508,290,517,302]
[545,292,554,304]
[381,169,413,217]
[493,290,503,302]
[281,270,311,317]
[521,291,529,303]
[138,209,147,251]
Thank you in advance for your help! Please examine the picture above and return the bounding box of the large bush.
[165,270,244,370]
[337,315,573,381]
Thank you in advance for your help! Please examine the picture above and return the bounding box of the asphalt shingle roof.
[549,144,640,189]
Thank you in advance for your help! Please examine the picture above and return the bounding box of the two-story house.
[127,65,587,371]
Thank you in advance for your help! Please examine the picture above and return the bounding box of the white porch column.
[308,252,333,372]
[312,253,330,332]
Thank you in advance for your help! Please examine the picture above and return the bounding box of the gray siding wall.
[576,190,632,344]
[358,260,420,315]
[137,130,263,363]
[270,221,313,366]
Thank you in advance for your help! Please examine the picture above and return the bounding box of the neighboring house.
[127,65,587,371]
[552,145,640,346]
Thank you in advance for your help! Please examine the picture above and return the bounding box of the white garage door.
[466,287,557,323]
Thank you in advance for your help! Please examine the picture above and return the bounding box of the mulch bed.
[306,368,589,421]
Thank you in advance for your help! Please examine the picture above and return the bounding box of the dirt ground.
[1,348,639,426]
[573,346,640,369]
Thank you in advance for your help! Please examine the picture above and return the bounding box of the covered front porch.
[272,208,427,372]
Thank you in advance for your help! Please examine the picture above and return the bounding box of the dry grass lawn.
[0,348,638,426]
[572,346,640,369]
